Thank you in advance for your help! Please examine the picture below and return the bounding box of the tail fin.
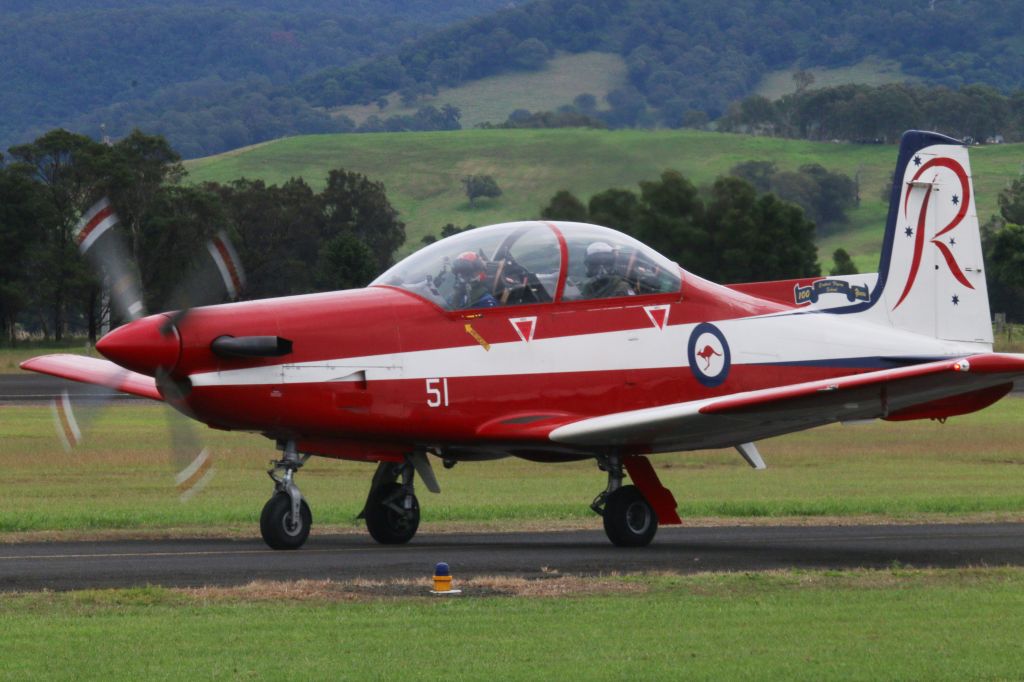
[840,131,992,345]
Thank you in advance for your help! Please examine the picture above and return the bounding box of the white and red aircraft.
[22,130,1024,549]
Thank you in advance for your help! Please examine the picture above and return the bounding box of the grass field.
[2,569,1023,678]
[330,51,627,129]
[1,396,1022,536]
[754,57,921,100]
[184,129,1024,271]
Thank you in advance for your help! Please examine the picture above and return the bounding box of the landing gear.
[359,455,428,544]
[364,481,420,544]
[603,486,657,547]
[591,455,659,547]
[261,440,311,550]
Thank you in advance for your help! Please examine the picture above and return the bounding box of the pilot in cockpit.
[581,241,635,299]
[451,251,499,309]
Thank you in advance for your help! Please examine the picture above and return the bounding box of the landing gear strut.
[260,440,312,550]
[591,455,658,547]
[359,454,424,544]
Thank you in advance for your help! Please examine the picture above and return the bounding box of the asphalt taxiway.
[2,523,1023,592]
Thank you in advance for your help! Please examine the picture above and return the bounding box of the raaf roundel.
[23,131,1024,549]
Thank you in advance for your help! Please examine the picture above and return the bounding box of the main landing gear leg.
[591,455,681,547]
[260,440,312,550]
[358,452,426,544]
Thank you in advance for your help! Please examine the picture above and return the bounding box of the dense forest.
[3,0,1023,157]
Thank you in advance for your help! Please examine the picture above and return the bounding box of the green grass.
[2,569,1024,679]
[1,397,1023,534]
[754,56,921,100]
[329,51,627,129]
[183,128,1024,268]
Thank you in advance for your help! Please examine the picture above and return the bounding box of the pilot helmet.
[584,241,616,276]
[452,251,486,281]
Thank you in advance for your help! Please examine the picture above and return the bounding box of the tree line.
[0,129,405,344]
[720,83,1024,144]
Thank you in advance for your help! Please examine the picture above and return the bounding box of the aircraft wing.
[20,354,163,401]
[549,353,1024,452]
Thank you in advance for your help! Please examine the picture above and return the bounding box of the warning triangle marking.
[644,305,670,330]
[509,316,537,342]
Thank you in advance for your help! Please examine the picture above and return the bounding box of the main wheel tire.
[260,492,312,550]
[602,485,658,547]
[365,481,420,544]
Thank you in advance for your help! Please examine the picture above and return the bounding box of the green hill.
[184,129,1024,272]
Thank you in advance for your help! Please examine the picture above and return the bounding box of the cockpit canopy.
[372,221,682,311]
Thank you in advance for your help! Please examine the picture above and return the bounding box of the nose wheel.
[260,492,312,549]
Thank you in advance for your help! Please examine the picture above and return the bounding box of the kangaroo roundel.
[687,323,731,387]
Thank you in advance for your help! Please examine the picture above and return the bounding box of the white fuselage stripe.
[186,311,989,388]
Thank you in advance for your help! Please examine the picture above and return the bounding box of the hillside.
[184,129,1024,271]
[301,0,1024,130]
[330,52,627,129]
[753,57,922,101]
[5,0,1022,158]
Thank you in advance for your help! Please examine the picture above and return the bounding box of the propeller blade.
[74,197,146,323]
[162,230,246,332]
[48,373,132,452]
[169,412,216,503]
[157,369,216,502]
[49,390,82,452]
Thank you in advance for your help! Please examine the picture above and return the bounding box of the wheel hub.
[625,500,652,534]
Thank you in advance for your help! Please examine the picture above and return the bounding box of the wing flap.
[20,354,162,401]
[550,353,1024,451]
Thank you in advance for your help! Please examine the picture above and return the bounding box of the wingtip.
[19,353,76,372]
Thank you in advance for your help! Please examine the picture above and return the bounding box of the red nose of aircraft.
[96,314,181,376]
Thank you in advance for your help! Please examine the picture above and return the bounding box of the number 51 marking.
[426,378,449,407]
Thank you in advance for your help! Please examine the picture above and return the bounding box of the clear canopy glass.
[372,221,681,310]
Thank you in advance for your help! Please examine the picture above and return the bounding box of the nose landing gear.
[260,440,311,550]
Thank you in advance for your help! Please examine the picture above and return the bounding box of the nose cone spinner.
[96,314,181,376]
